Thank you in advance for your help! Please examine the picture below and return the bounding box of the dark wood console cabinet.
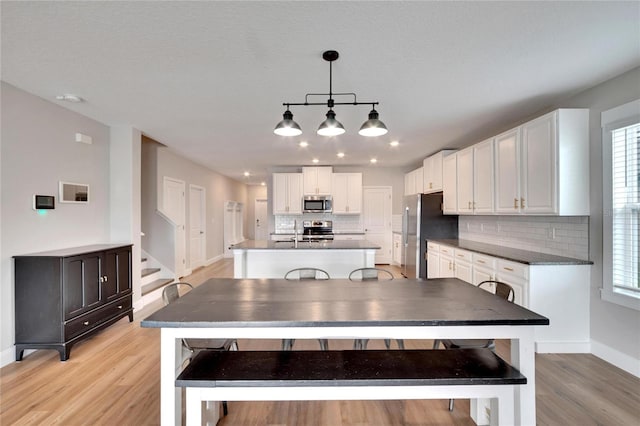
[14,244,134,361]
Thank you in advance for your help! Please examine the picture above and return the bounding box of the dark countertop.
[232,240,380,250]
[429,239,592,266]
[13,243,132,258]
[141,277,549,328]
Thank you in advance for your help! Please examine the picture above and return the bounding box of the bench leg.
[186,388,203,426]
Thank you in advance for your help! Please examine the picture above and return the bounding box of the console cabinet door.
[63,254,102,319]
[104,247,132,300]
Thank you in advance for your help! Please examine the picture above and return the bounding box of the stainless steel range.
[302,220,334,241]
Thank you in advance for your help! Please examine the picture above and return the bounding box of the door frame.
[188,184,206,270]
[162,176,187,278]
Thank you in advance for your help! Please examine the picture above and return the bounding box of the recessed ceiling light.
[299,141,309,148]
[337,152,345,158]
[390,140,399,147]
[55,94,84,103]
[243,171,250,177]
[312,158,319,164]
[370,158,378,164]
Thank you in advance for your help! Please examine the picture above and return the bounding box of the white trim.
[601,99,640,311]
[1,346,15,367]
[535,340,591,354]
[205,254,224,266]
[591,339,640,378]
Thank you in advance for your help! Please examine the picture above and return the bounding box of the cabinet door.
[456,148,474,214]
[272,173,289,214]
[455,260,473,283]
[331,174,349,213]
[316,167,333,194]
[414,167,424,194]
[473,138,494,213]
[423,155,434,192]
[439,255,455,278]
[496,273,527,307]
[473,266,494,286]
[104,247,132,300]
[63,254,102,319]
[346,173,362,213]
[404,171,415,195]
[427,251,439,278]
[443,154,457,213]
[521,111,557,214]
[286,174,303,214]
[494,128,521,213]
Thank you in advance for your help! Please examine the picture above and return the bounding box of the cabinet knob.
[99,277,104,283]
[83,321,90,326]
[117,305,123,309]
[104,276,108,282]
[503,267,514,272]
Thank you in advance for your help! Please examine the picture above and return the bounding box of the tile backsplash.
[459,216,589,260]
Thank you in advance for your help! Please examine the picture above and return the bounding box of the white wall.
[0,83,111,364]
[557,67,640,372]
[141,140,248,268]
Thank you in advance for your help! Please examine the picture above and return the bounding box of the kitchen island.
[232,239,380,279]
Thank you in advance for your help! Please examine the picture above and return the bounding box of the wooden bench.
[176,348,526,425]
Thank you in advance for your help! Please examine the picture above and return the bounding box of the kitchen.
[1,2,640,425]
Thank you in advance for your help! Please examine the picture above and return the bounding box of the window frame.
[601,99,640,311]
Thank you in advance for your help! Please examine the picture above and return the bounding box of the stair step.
[141,278,174,296]
[141,267,160,278]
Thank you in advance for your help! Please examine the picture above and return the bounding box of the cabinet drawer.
[427,242,440,252]
[438,245,454,256]
[65,296,132,340]
[496,259,528,279]
[473,253,496,269]
[454,249,472,262]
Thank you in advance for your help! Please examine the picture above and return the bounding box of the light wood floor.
[1,260,638,425]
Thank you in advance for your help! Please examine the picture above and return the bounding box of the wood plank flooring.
[1,260,638,425]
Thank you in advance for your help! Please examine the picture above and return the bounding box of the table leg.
[161,329,181,426]
[511,328,536,426]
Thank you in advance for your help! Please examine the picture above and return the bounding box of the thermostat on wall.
[33,195,55,210]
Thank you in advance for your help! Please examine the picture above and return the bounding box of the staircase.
[140,253,174,304]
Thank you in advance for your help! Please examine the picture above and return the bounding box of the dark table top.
[141,278,549,328]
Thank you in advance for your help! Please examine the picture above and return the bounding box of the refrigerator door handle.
[402,207,409,246]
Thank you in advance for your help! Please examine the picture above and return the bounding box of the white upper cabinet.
[495,127,521,213]
[456,147,474,214]
[423,150,456,193]
[332,173,363,214]
[404,167,424,195]
[302,166,333,195]
[272,173,303,214]
[442,153,458,214]
[495,109,589,215]
[473,138,495,214]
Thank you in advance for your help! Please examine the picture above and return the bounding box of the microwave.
[302,195,332,213]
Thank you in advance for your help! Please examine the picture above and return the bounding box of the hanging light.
[358,108,388,137]
[274,50,388,137]
[317,109,345,136]
[274,108,302,136]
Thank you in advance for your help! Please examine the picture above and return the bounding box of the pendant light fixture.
[274,50,388,137]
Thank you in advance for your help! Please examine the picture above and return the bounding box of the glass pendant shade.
[317,109,345,136]
[358,109,388,137]
[274,109,302,136]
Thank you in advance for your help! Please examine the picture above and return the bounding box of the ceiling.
[2,1,639,185]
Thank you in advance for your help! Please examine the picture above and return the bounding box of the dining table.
[141,277,549,425]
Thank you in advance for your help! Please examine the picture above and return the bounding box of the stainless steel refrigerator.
[402,192,458,279]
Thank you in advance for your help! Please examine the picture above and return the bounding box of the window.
[602,99,640,310]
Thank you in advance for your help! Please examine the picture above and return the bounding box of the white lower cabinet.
[392,233,403,266]
[454,249,473,284]
[334,234,365,241]
[426,240,591,354]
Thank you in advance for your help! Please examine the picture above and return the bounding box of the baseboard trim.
[1,346,15,367]
[535,341,591,354]
[591,339,640,377]
[205,254,224,266]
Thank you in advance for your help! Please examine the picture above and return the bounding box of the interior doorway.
[363,186,393,264]
[189,184,206,269]
[254,199,268,240]
[162,176,186,277]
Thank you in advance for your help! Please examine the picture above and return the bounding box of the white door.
[363,186,392,264]
[254,199,268,240]
[189,185,206,269]
[163,176,186,277]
